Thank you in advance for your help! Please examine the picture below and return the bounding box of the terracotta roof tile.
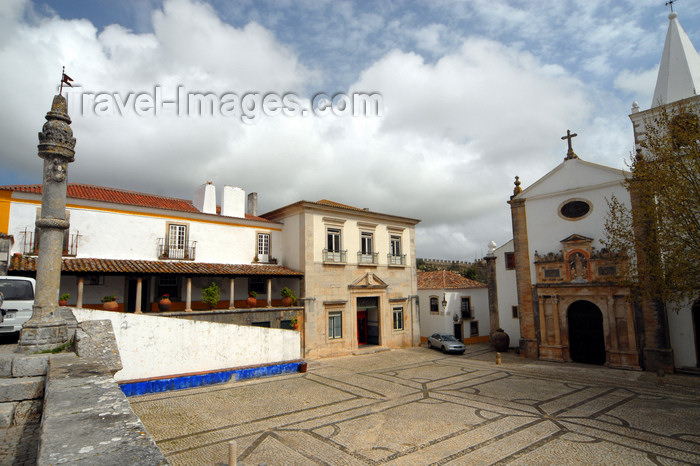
[0,184,273,222]
[315,199,366,211]
[417,270,486,290]
[9,256,303,276]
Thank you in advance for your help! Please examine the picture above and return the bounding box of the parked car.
[427,333,466,354]
[0,276,36,335]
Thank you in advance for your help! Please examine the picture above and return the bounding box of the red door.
[357,310,368,345]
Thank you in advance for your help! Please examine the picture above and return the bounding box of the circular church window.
[559,199,591,220]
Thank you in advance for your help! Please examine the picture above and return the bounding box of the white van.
[0,276,36,335]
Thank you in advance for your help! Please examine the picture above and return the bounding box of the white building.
[491,240,520,344]
[262,200,421,358]
[1,182,302,325]
[490,11,700,371]
[417,270,488,344]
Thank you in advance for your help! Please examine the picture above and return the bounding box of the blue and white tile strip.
[120,361,304,397]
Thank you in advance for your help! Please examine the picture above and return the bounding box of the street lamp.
[442,294,447,310]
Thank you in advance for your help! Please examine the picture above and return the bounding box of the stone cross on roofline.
[561,129,578,161]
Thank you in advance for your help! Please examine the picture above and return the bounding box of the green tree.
[604,102,700,303]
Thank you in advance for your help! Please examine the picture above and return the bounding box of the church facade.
[497,11,700,372]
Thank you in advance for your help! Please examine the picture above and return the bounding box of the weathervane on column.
[665,0,676,12]
[18,67,77,352]
[59,66,73,96]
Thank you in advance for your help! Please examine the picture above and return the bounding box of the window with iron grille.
[460,297,472,319]
[470,321,479,336]
[512,306,519,318]
[249,277,266,295]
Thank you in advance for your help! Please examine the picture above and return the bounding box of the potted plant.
[290,316,299,330]
[491,328,510,352]
[201,282,220,309]
[101,295,118,311]
[280,287,297,307]
[158,293,172,312]
[59,293,70,306]
[247,290,258,308]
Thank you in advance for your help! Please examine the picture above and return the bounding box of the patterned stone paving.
[130,345,700,465]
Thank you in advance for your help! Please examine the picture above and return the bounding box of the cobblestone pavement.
[130,345,700,465]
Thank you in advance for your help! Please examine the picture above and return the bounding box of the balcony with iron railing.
[21,228,80,256]
[323,248,347,264]
[158,238,197,260]
[357,251,378,266]
[461,308,473,320]
[387,253,406,266]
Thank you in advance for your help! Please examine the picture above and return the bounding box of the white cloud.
[0,0,681,260]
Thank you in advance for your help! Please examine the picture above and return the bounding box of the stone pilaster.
[484,255,499,333]
[628,155,674,373]
[508,194,538,359]
[18,95,76,352]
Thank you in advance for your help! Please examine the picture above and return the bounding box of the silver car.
[427,333,466,354]
[0,276,36,335]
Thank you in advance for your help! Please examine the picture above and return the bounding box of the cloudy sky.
[1,0,699,260]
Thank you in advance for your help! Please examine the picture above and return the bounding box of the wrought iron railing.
[387,254,406,266]
[461,309,473,320]
[323,249,346,263]
[158,238,197,260]
[357,251,378,265]
[22,228,80,256]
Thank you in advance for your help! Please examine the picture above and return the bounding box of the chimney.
[194,182,216,214]
[247,192,258,217]
[221,185,245,217]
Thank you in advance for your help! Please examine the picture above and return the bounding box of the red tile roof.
[0,184,272,222]
[417,270,486,290]
[9,256,303,276]
[315,199,366,211]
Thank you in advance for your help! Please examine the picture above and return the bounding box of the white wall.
[72,309,301,382]
[7,198,282,265]
[311,212,411,266]
[418,287,489,339]
[521,161,631,285]
[494,240,520,343]
[667,300,698,368]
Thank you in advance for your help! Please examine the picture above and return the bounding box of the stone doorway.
[357,297,379,346]
[567,300,606,365]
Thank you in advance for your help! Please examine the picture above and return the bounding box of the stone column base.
[643,348,674,373]
[519,338,539,359]
[16,322,71,353]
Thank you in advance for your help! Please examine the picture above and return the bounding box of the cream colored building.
[263,200,421,358]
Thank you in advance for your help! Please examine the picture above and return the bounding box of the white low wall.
[72,309,301,382]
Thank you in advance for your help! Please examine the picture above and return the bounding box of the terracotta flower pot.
[103,301,118,311]
[158,298,171,312]
[58,299,68,306]
[247,297,257,308]
[292,322,299,330]
[282,296,293,307]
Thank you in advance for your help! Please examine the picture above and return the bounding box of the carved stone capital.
[36,217,70,230]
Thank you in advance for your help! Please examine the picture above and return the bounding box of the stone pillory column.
[18,93,76,352]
